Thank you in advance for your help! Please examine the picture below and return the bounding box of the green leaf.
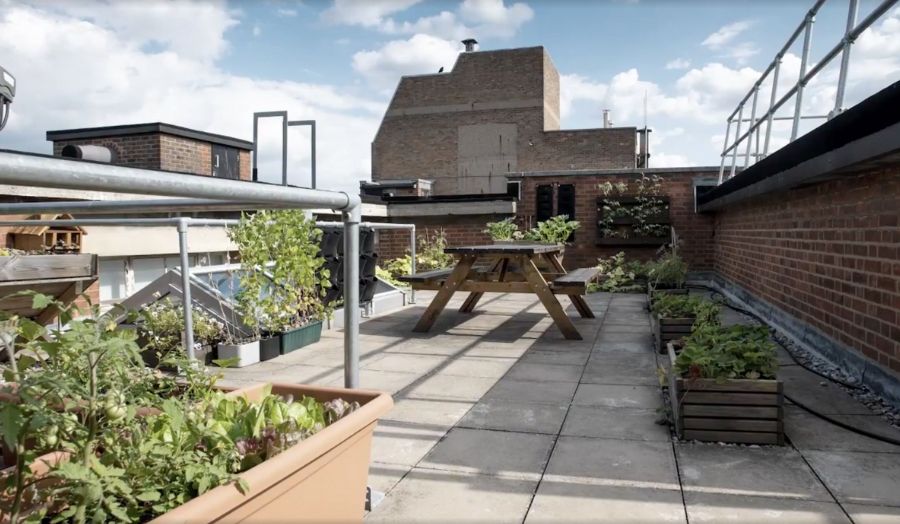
[0,403,24,448]
[235,477,250,495]
[136,490,161,502]
[31,293,54,310]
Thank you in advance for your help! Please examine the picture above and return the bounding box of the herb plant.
[523,215,580,244]
[228,210,332,335]
[483,218,522,241]
[647,250,687,289]
[650,294,720,327]
[674,324,778,381]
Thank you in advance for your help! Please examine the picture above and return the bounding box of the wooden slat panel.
[675,378,780,393]
[682,417,780,432]
[0,254,96,282]
[682,391,780,406]
[444,244,562,255]
[552,267,601,285]
[682,429,780,445]
[660,317,694,326]
[682,405,780,419]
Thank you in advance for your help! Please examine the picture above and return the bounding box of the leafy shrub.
[380,229,454,282]
[598,174,669,239]
[483,217,522,241]
[138,299,224,360]
[375,265,406,288]
[647,250,687,288]
[523,215,580,244]
[594,252,649,292]
[650,294,719,327]
[229,210,331,335]
[674,324,778,381]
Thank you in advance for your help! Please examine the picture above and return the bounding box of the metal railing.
[718,0,899,183]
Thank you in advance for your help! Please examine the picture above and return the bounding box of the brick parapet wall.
[53,135,161,170]
[712,167,900,374]
[517,171,716,270]
[158,133,212,176]
[375,216,498,262]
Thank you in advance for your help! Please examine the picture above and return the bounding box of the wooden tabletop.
[444,243,563,255]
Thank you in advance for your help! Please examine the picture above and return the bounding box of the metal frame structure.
[289,120,316,189]
[717,0,898,183]
[252,112,317,188]
[0,150,364,388]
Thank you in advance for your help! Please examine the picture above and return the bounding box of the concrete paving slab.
[463,344,532,358]
[383,397,476,429]
[419,427,555,480]
[583,351,659,386]
[518,350,590,366]
[593,341,655,353]
[439,356,517,378]
[545,436,680,488]
[684,493,851,523]
[370,420,446,467]
[367,461,411,495]
[362,353,447,374]
[675,443,833,502]
[365,467,538,524]
[784,406,900,453]
[779,366,874,416]
[403,373,498,401]
[506,362,583,382]
[597,331,654,344]
[562,406,670,442]
[525,481,686,523]
[458,398,569,435]
[573,384,663,409]
[482,378,578,405]
[803,450,900,506]
[326,368,420,394]
[843,504,900,524]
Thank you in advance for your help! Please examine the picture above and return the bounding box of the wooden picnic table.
[399,243,598,340]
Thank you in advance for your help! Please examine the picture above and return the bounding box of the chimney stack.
[602,109,612,128]
[462,38,478,52]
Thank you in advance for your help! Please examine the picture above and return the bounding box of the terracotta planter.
[155,382,392,523]
[4,383,393,523]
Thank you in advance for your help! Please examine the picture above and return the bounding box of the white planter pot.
[216,340,260,368]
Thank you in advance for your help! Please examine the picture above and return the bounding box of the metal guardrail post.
[744,86,760,168]
[718,119,732,183]
[729,104,744,179]
[792,15,815,142]
[763,57,782,157]
[409,225,416,304]
[832,0,859,118]
[176,218,195,361]
[342,204,361,389]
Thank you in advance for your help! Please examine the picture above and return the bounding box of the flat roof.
[699,80,900,212]
[46,122,253,150]
[507,167,721,178]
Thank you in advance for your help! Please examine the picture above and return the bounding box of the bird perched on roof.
[438,67,444,73]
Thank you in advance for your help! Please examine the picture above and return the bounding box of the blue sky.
[1,0,898,191]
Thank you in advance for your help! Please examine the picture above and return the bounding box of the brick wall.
[376,216,497,262]
[712,166,900,374]
[239,150,251,181]
[158,134,212,176]
[517,170,716,270]
[53,135,161,170]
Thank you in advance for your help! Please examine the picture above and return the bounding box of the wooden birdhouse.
[10,214,86,253]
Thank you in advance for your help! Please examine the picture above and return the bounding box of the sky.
[0,0,898,193]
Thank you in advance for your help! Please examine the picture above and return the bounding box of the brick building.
[372,45,642,196]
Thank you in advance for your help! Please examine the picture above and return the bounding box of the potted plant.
[229,210,333,356]
[522,215,580,270]
[646,249,688,301]
[483,217,523,243]
[649,294,719,353]
[667,324,783,445]
[137,299,224,367]
[593,252,649,293]
[0,294,393,523]
[597,175,670,245]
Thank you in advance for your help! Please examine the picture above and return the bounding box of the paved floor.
[218,291,900,523]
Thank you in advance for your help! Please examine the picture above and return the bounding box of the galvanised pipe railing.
[718,0,898,184]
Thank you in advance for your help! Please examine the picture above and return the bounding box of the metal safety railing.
[718,0,899,184]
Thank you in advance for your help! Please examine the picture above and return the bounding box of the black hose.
[785,393,900,447]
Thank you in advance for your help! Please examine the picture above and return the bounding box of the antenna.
[643,89,648,131]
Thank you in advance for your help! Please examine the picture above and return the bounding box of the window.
[506,181,522,200]
[557,184,576,241]
[99,258,127,302]
[536,184,553,222]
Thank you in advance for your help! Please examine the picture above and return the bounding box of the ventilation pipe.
[602,109,612,128]
[61,144,117,163]
[462,38,478,52]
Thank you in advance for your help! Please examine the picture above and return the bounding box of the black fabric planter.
[259,334,282,361]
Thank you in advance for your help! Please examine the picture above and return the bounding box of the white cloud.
[702,20,753,50]
[321,0,421,28]
[665,58,690,70]
[277,8,298,17]
[0,3,382,193]
[459,0,533,38]
[352,34,461,91]
[252,23,261,37]
[651,152,691,168]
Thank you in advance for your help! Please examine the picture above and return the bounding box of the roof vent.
[61,144,116,163]
[462,38,478,52]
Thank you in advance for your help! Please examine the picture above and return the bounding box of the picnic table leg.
[459,258,507,313]
[520,255,582,340]
[544,253,595,319]
[413,254,477,333]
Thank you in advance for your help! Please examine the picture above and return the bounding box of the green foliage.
[0,293,359,523]
[594,252,649,292]
[138,299,224,361]
[647,250,687,288]
[598,174,670,239]
[483,218,522,241]
[229,210,331,335]
[674,324,778,381]
[650,294,720,327]
[523,215,580,244]
[380,229,454,283]
[375,266,406,288]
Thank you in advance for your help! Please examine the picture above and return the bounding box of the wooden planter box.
[651,312,695,354]
[3,383,393,523]
[647,285,688,305]
[667,343,784,445]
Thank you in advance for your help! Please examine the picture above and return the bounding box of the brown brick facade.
[373,46,636,195]
[712,166,900,374]
[53,135,162,171]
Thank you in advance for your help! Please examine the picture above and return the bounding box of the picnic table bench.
[399,243,600,340]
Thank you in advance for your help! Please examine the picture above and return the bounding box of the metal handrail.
[718,0,899,183]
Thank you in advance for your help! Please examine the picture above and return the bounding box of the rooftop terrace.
[217,290,900,523]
